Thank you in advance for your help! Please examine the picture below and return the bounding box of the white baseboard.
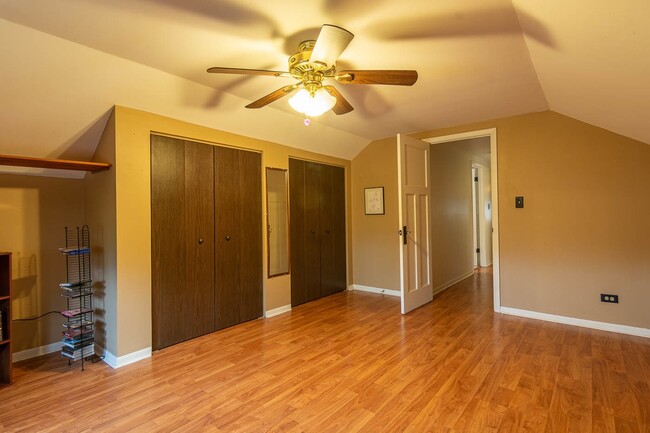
[13,341,62,363]
[432,270,474,295]
[265,304,291,318]
[98,345,152,369]
[13,341,153,368]
[500,307,650,338]
[348,284,401,297]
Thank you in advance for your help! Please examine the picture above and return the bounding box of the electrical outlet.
[600,294,619,303]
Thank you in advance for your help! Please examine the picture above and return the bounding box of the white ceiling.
[0,0,648,176]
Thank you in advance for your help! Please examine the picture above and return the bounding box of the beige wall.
[415,110,650,329]
[429,144,475,292]
[83,109,117,355]
[101,106,351,357]
[350,137,400,291]
[0,175,84,353]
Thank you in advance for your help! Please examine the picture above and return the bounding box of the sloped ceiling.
[0,0,647,177]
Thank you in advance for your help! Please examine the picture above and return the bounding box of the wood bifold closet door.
[151,135,262,350]
[289,158,346,307]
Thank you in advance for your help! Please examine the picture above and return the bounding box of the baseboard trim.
[98,345,152,369]
[13,341,62,363]
[432,270,475,296]
[265,304,292,318]
[348,284,401,297]
[500,307,650,338]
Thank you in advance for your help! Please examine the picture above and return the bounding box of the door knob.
[198,238,204,244]
[225,236,231,241]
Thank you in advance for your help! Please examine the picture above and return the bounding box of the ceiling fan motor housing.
[289,40,333,92]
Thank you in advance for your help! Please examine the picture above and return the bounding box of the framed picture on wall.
[364,187,385,215]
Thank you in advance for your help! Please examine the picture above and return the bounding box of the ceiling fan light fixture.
[207,24,416,116]
[288,87,336,117]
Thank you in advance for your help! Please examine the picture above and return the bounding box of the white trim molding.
[265,304,292,318]
[348,284,401,297]
[13,341,62,363]
[500,307,650,338]
[99,345,152,369]
[432,271,475,296]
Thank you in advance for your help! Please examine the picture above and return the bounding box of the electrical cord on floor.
[12,311,62,321]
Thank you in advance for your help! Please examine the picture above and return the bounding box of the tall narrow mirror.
[266,168,290,277]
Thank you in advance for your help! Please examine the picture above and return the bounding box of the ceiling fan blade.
[207,67,290,77]
[324,86,354,115]
[245,85,298,109]
[335,70,418,86]
[309,24,354,68]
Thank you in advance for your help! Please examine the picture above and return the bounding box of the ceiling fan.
[207,24,418,122]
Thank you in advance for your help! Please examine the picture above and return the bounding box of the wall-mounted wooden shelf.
[0,154,111,172]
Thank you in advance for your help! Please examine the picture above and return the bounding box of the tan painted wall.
[0,175,84,353]
[429,144,475,292]
[414,110,650,329]
[350,137,400,291]
[83,109,117,355]
[108,106,351,357]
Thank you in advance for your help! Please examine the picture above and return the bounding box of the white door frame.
[472,162,491,268]
[471,166,480,268]
[423,128,501,312]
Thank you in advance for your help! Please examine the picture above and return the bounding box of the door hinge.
[474,176,478,182]
[476,248,480,253]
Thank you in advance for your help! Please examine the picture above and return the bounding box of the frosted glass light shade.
[288,88,336,117]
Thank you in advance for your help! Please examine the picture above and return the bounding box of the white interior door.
[398,134,433,314]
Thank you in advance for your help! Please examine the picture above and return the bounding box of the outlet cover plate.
[600,294,619,303]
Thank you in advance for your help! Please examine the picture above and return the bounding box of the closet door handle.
[225,236,231,241]
[310,229,316,234]
[198,238,204,245]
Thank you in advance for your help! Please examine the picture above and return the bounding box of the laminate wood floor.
[1,268,649,432]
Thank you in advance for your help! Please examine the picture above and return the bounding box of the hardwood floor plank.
[1,267,648,432]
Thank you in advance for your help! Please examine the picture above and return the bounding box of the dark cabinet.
[151,135,262,350]
[0,252,11,386]
[289,159,346,307]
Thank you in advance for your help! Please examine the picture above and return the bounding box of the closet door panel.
[318,164,336,297]
[151,136,215,350]
[215,146,263,330]
[289,159,307,307]
[184,141,216,337]
[304,162,322,303]
[238,149,263,323]
[214,146,241,330]
[319,165,346,297]
[330,166,347,294]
